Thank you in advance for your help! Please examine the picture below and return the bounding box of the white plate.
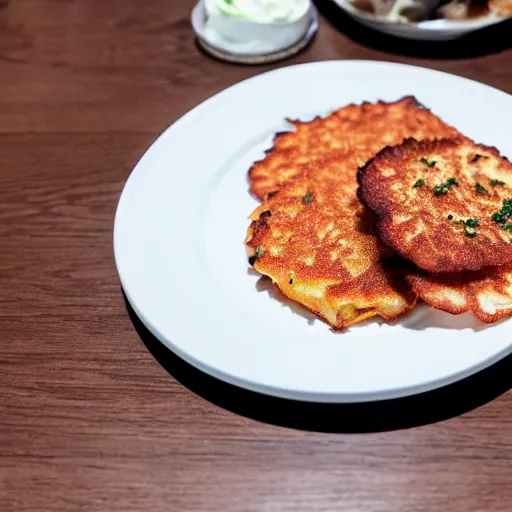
[114,61,512,403]
[332,0,510,40]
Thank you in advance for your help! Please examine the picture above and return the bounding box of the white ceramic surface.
[192,0,315,55]
[333,0,510,40]
[114,61,512,403]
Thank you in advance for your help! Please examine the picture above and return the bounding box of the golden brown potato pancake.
[245,98,460,329]
[358,138,512,274]
[246,156,418,328]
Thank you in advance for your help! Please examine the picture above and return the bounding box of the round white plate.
[332,0,510,40]
[114,61,512,403]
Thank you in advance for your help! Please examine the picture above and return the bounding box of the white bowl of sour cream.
[192,0,315,55]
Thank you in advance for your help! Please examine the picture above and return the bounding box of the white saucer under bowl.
[191,1,318,64]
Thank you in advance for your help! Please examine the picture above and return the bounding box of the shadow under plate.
[124,291,511,433]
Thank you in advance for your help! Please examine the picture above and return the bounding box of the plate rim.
[114,60,512,403]
[121,290,512,403]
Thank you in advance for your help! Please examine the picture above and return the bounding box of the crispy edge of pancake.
[407,267,512,323]
[253,270,417,330]
[357,137,512,274]
[247,96,432,201]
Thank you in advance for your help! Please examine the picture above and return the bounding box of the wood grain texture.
[0,1,511,511]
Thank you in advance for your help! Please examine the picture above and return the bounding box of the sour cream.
[207,0,310,22]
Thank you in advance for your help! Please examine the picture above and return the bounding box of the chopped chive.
[491,199,512,229]
[413,178,425,187]
[464,218,480,228]
[505,224,512,232]
[249,248,264,266]
[433,178,458,196]
[459,218,480,238]
[490,179,506,186]
[492,212,506,224]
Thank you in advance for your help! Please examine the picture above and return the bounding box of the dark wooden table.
[1,1,511,510]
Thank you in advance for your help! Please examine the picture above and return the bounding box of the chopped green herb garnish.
[476,183,488,195]
[433,177,458,196]
[491,199,512,230]
[505,224,512,232]
[413,178,425,187]
[248,248,264,266]
[420,157,436,168]
[492,212,506,224]
[464,218,480,228]
[490,179,506,186]
[459,218,480,238]
[302,193,314,204]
